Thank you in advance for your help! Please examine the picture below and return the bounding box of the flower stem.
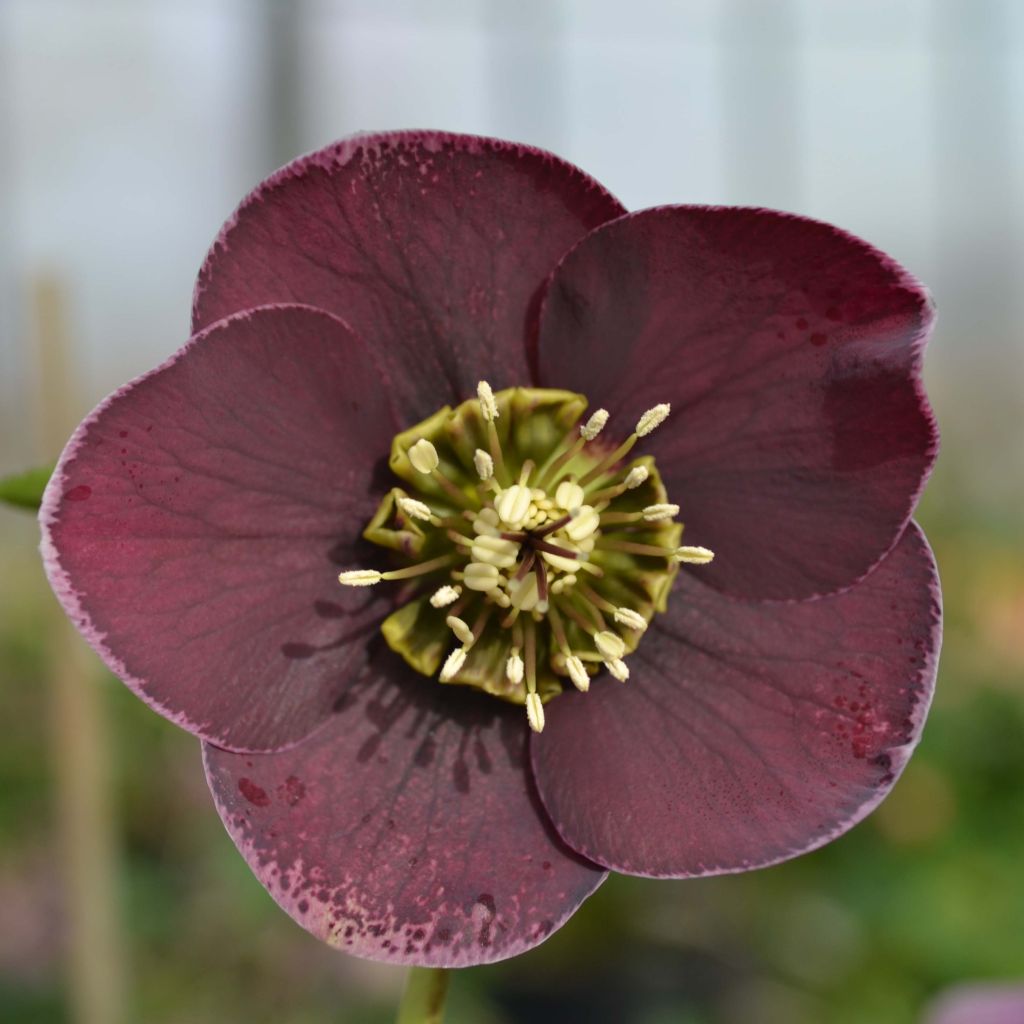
[395,967,450,1024]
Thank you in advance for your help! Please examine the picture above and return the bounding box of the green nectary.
[338,384,714,732]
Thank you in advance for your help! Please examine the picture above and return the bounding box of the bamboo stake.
[32,274,126,1024]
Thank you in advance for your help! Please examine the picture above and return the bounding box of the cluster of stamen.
[338,382,713,732]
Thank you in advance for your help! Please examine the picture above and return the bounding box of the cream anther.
[580,408,609,441]
[550,573,577,595]
[470,534,520,569]
[440,648,467,681]
[506,650,524,686]
[429,585,461,608]
[606,657,630,682]
[337,569,382,587]
[408,438,439,474]
[624,465,649,489]
[398,496,433,521]
[555,480,585,509]
[464,561,501,591]
[495,484,532,526]
[564,505,600,542]
[614,607,648,632]
[635,403,670,437]
[508,573,541,611]
[566,655,590,692]
[473,448,494,480]
[446,616,474,646]
[642,503,680,522]
[477,380,499,421]
[674,545,715,564]
[522,509,546,531]
[472,507,502,537]
[594,630,626,660]
[526,692,545,733]
[540,542,582,574]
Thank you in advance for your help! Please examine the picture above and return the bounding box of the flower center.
[337,384,713,732]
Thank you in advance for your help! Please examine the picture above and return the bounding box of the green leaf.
[0,464,55,512]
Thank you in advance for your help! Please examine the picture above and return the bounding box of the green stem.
[395,967,450,1024]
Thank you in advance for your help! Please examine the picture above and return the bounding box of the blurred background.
[1,1,1022,1022]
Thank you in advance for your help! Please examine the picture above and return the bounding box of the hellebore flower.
[40,131,941,967]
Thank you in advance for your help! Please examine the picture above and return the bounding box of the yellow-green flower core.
[337,384,713,732]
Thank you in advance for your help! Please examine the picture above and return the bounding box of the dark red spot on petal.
[357,734,381,763]
[238,778,270,806]
[313,600,346,619]
[474,739,492,774]
[281,642,317,659]
[278,775,306,806]
[810,332,827,346]
[64,485,92,502]
[414,737,436,767]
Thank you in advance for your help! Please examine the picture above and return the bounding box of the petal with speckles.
[204,648,605,968]
[536,205,938,600]
[531,523,941,877]
[40,305,397,753]
[193,130,625,423]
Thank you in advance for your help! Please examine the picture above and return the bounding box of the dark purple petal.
[925,985,1024,1024]
[41,305,398,753]
[537,206,938,600]
[204,649,605,967]
[531,523,940,877]
[193,131,625,420]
